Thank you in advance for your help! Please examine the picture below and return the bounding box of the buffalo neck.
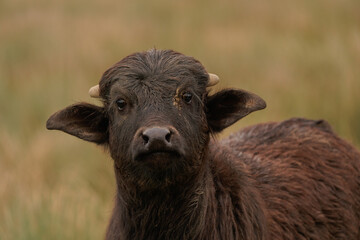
[106,148,267,240]
[108,157,213,240]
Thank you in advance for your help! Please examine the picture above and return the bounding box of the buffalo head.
[47,49,266,189]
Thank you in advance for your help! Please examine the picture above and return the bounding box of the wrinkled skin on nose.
[131,126,186,166]
[141,127,172,150]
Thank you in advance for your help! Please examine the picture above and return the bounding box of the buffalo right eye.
[116,99,127,110]
[182,92,193,103]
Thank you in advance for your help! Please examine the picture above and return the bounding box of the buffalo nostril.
[165,132,172,143]
[142,134,149,144]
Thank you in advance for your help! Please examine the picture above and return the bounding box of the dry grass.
[1,0,359,238]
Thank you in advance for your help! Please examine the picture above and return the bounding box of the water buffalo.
[47,49,360,240]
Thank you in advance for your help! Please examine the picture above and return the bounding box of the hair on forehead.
[99,49,209,98]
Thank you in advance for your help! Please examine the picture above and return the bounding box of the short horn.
[207,73,220,87]
[89,85,100,98]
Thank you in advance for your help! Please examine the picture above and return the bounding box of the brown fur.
[222,118,360,239]
[46,49,360,240]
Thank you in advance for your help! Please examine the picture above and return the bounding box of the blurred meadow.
[1,0,359,239]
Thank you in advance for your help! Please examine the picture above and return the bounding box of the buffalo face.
[47,49,266,189]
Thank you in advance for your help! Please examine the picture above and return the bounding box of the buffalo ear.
[206,89,266,132]
[46,103,108,144]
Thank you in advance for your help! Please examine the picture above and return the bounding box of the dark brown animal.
[46,49,360,240]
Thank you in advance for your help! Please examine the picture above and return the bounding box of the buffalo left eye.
[116,99,127,110]
[182,92,192,103]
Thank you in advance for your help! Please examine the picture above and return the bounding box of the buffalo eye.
[182,92,192,103]
[116,99,127,110]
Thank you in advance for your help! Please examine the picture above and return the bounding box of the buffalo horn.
[89,85,100,98]
[208,73,220,87]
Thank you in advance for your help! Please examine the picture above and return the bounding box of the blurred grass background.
[0,0,359,239]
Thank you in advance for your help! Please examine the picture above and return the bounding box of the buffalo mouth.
[134,149,181,166]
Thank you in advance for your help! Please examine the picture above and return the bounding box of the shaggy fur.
[47,49,360,240]
[222,118,360,239]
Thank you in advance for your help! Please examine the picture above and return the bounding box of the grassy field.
[1,0,359,239]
